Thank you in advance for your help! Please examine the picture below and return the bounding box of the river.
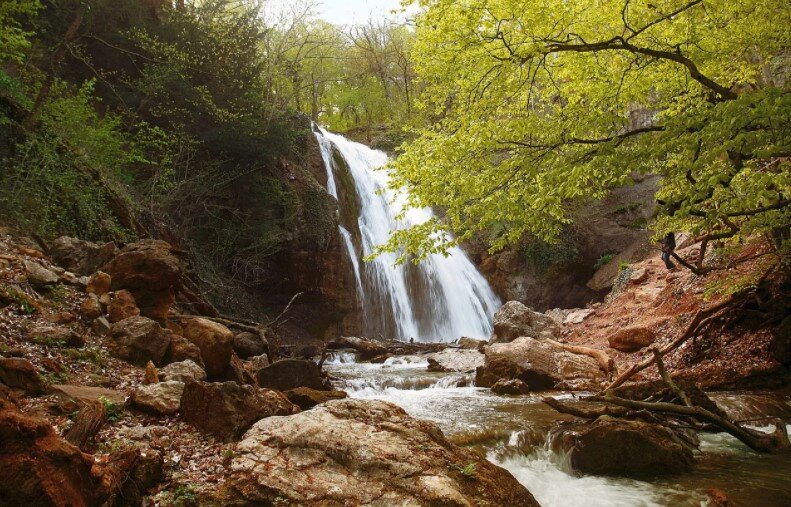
[326,352,791,507]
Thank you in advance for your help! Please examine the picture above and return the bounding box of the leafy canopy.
[383,0,791,262]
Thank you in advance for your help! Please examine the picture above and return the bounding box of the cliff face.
[467,175,660,311]
[183,126,360,347]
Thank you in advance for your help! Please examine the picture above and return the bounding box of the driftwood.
[606,294,737,389]
[64,400,106,449]
[547,339,614,375]
[546,346,790,454]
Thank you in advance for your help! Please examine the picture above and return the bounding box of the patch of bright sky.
[266,0,417,26]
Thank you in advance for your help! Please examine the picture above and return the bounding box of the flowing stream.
[314,127,500,342]
[326,353,791,507]
[314,128,791,506]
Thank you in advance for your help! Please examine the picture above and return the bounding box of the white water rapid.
[314,126,500,342]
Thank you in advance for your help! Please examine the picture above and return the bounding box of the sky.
[266,0,416,26]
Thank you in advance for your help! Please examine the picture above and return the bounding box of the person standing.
[660,232,676,269]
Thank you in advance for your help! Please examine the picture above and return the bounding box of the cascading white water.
[314,126,501,342]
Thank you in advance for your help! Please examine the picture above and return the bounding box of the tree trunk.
[64,400,106,449]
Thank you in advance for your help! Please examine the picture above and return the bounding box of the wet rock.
[490,301,560,343]
[50,236,118,276]
[23,260,59,288]
[85,271,111,296]
[132,381,185,415]
[491,378,530,395]
[102,239,183,322]
[233,331,267,359]
[159,360,206,383]
[79,294,103,319]
[108,316,172,366]
[220,399,539,506]
[458,336,486,350]
[609,325,656,352]
[0,398,108,506]
[0,358,44,395]
[476,336,604,390]
[284,387,348,410]
[427,357,449,372]
[180,380,298,442]
[327,336,387,360]
[255,358,328,391]
[428,348,485,372]
[181,317,234,379]
[552,417,695,477]
[108,289,140,323]
[164,334,205,368]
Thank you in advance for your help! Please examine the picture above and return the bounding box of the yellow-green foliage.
[382,0,790,262]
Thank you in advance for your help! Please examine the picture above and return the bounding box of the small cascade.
[314,126,501,342]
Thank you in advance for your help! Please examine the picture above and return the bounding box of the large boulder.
[131,381,185,415]
[609,325,656,352]
[23,260,59,288]
[427,348,485,372]
[108,316,172,366]
[0,397,108,506]
[219,399,539,506]
[49,236,118,276]
[491,378,530,395]
[159,360,206,383]
[181,317,234,379]
[476,336,604,390]
[490,301,561,343]
[0,358,44,395]
[102,239,183,322]
[552,417,695,477]
[232,331,267,360]
[284,387,347,410]
[179,380,298,442]
[107,289,140,323]
[255,358,328,391]
[326,336,387,360]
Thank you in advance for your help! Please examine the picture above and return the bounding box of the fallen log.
[64,400,106,449]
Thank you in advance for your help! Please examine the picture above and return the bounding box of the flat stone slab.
[51,384,127,405]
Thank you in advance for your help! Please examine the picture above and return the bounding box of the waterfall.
[314,126,501,343]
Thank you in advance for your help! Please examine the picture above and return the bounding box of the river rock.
[0,397,108,506]
[327,336,387,360]
[219,399,539,506]
[491,378,530,395]
[427,348,485,372]
[108,316,172,366]
[552,417,695,477]
[255,358,329,391]
[179,380,298,441]
[490,301,560,343]
[102,239,183,321]
[23,260,59,288]
[159,360,206,383]
[0,358,44,395]
[476,336,604,390]
[233,331,267,359]
[132,381,185,415]
[108,289,140,323]
[181,317,234,379]
[85,271,111,296]
[50,236,118,276]
[284,387,347,410]
[609,325,656,352]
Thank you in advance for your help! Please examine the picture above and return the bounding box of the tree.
[384,0,790,265]
[0,0,40,63]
